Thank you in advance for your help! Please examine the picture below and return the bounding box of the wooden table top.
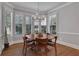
[23,33,57,40]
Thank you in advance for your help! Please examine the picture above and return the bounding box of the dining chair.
[35,37,48,56]
[47,33,57,56]
[22,34,34,56]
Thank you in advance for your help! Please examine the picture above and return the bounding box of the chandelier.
[32,2,45,20]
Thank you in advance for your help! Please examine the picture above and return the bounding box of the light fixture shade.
[32,14,45,20]
[32,2,46,20]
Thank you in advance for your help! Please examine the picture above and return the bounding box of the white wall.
[58,3,79,48]
[0,3,4,55]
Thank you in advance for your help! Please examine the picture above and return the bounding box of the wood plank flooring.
[1,43,79,56]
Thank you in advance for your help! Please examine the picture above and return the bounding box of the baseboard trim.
[0,51,1,55]
[9,40,23,45]
[57,40,79,50]
[0,40,23,55]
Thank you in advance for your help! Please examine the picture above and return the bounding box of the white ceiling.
[10,2,66,12]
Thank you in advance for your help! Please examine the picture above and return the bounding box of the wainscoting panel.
[0,35,4,55]
[57,32,79,49]
[8,35,23,45]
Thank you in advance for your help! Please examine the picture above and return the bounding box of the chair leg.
[22,42,27,56]
[24,45,27,56]
[45,46,48,56]
[54,44,57,56]
[22,43,25,56]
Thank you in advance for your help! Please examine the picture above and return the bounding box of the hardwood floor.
[1,43,79,56]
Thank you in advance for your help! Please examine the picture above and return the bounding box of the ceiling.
[10,2,67,12]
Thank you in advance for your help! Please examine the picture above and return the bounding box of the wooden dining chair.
[47,34,57,56]
[35,37,48,56]
[22,34,34,56]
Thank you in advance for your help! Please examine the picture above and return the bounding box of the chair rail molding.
[57,32,79,35]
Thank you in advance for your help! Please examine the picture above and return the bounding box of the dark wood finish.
[22,34,34,56]
[22,33,57,56]
[4,43,9,49]
[47,36,57,56]
[35,38,48,55]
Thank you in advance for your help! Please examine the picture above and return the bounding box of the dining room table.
[23,33,57,47]
[23,33,57,55]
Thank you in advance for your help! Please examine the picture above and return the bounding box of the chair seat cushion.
[26,42,34,45]
[47,42,55,45]
[26,40,33,43]
[48,39,52,42]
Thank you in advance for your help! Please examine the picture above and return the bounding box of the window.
[50,14,56,34]
[5,11,11,35]
[15,14,23,35]
[25,16,31,34]
[41,18,47,33]
[34,20,39,33]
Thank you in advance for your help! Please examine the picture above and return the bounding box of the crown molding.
[5,2,47,15]
[48,2,73,14]
[2,2,73,16]
[3,2,14,9]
